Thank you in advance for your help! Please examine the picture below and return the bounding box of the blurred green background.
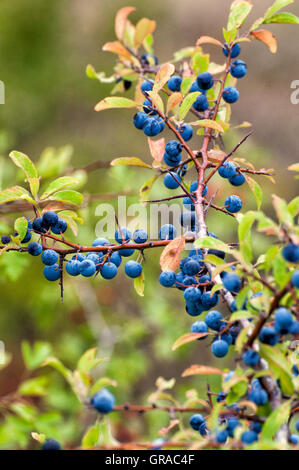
[0,0,298,448]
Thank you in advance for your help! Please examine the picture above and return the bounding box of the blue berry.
[180,212,197,229]
[177,124,193,141]
[183,196,195,211]
[250,421,262,434]
[223,86,239,104]
[28,242,43,256]
[224,195,242,213]
[216,392,227,402]
[32,217,47,233]
[140,80,153,94]
[110,252,122,267]
[282,243,299,263]
[186,301,205,317]
[44,264,60,281]
[183,259,201,276]
[143,98,156,115]
[163,151,181,167]
[248,388,268,406]
[223,273,241,292]
[189,414,205,431]
[218,161,237,178]
[290,434,299,445]
[51,218,67,234]
[143,117,161,136]
[42,211,58,229]
[226,418,240,437]
[1,235,10,244]
[86,253,100,266]
[196,72,214,91]
[191,321,208,338]
[42,439,61,450]
[184,286,202,302]
[133,229,148,244]
[92,238,110,247]
[223,43,241,58]
[228,173,245,186]
[242,349,260,367]
[66,259,81,276]
[259,326,279,345]
[165,140,182,158]
[72,253,85,261]
[291,270,299,288]
[133,112,148,129]
[215,429,228,444]
[124,260,142,278]
[79,259,96,277]
[119,241,135,257]
[101,262,118,279]
[290,321,299,335]
[167,76,182,92]
[274,307,293,334]
[230,60,247,79]
[41,249,58,266]
[90,388,115,413]
[115,227,131,244]
[189,81,201,92]
[296,420,299,433]
[20,230,32,244]
[193,94,209,112]
[190,181,207,197]
[212,339,229,358]
[164,172,181,189]
[159,224,177,240]
[205,310,224,331]
[201,291,219,309]
[159,270,176,287]
[141,53,158,65]
[241,431,258,445]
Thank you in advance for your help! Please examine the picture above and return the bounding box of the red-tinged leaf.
[95,97,137,112]
[160,236,185,271]
[102,41,132,59]
[115,6,136,40]
[159,419,180,436]
[153,63,175,93]
[134,18,156,47]
[147,90,164,114]
[250,30,277,53]
[172,333,209,351]
[148,137,165,162]
[182,365,223,377]
[167,92,183,113]
[196,36,223,47]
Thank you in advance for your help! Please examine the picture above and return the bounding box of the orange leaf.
[153,63,175,93]
[182,364,223,377]
[172,333,209,351]
[102,41,132,60]
[148,137,165,162]
[115,6,136,40]
[250,30,277,54]
[160,236,185,271]
[196,36,223,47]
[167,92,183,113]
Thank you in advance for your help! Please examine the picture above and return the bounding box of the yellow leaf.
[147,90,164,114]
[94,96,137,112]
[191,119,224,133]
[250,29,277,53]
[160,236,185,271]
[110,157,152,169]
[153,63,175,93]
[134,18,156,47]
[167,92,183,113]
[172,333,209,351]
[196,36,223,47]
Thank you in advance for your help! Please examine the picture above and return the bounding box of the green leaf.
[90,377,117,395]
[18,376,48,396]
[28,178,40,199]
[179,92,201,120]
[192,119,224,134]
[134,271,145,296]
[94,97,137,112]
[14,217,28,242]
[0,186,36,205]
[191,52,210,75]
[42,357,73,384]
[230,310,254,321]
[49,190,83,207]
[272,194,293,226]
[238,211,258,242]
[261,400,291,440]
[259,344,294,395]
[111,157,152,169]
[139,175,159,204]
[86,64,115,82]
[11,403,37,422]
[37,145,73,179]
[41,176,80,200]
[264,0,294,19]
[181,76,195,96]
[287,196,299,217]
[82,422,100,448]
[264,11,299,23]
[9,151,38,179]
[57,210,83,237]
[273,253,288,288]
[194,236,231,254]
[21,341,52,371]
[227,1,253,31]
[244,175,263,209]
[77,348,106,375]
